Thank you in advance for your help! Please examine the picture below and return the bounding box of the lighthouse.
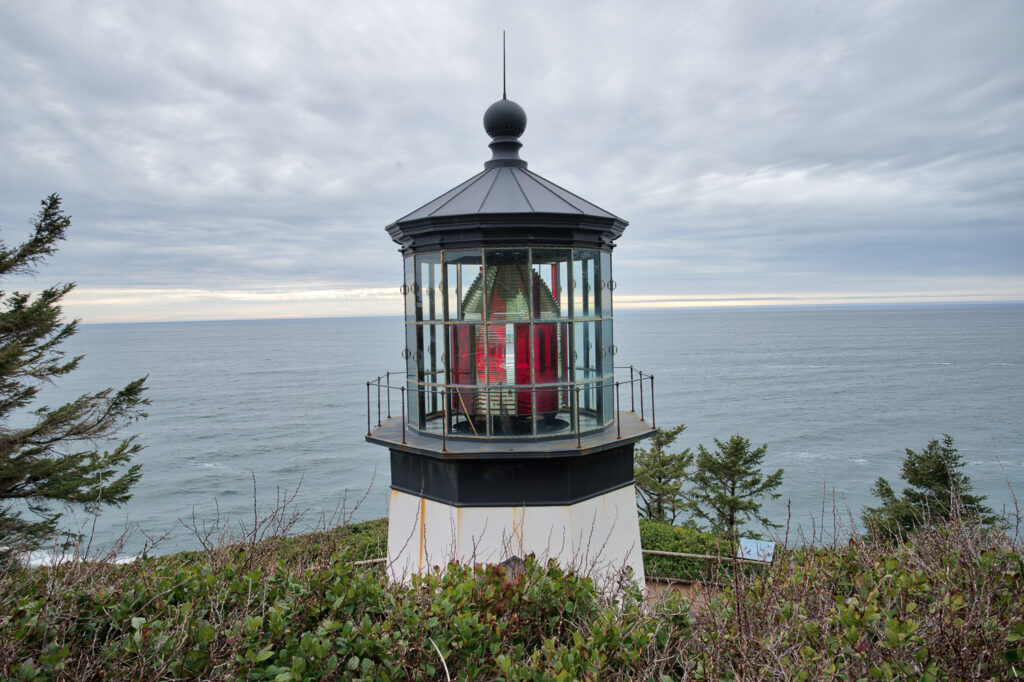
[366,92,655,584]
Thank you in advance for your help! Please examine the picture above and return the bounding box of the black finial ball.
[484,98,527,138]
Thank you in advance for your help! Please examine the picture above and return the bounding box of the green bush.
[639,519,725,581]
[0,548,682,680]
[1,516,1021,680]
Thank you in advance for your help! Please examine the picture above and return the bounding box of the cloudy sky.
[2,0,1021,323]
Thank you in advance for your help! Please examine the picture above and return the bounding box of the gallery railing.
[365,365,655,451]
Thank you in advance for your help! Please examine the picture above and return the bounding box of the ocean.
[29,303,1024,558]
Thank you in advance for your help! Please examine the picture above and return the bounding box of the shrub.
[1,515,1021,680]
[639,519,724,581]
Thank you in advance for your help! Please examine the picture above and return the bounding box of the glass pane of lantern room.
[484,249,531,323]
[416,253,442,322]
[478,324,508,388]
[445,250,483,321]
[600,251,612,317]
[407,383,420,430]
[572,250,599,318]
[601,320,614,378]
[573,320,599,382]
[404,256,416,322]
[448,323,483,435]
[533,383,570,435]
[422,384,443,434]
[576,382,601,432]
[422,323,444,385]
[405,324,420,381]
[486,386,520,437]
[531,321,568,385]
[602,377,615,425]
[406,324,423,428]
[531,249,570,319]
[531,321,570,436]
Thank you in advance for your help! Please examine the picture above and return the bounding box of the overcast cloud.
[1,0,1021,321]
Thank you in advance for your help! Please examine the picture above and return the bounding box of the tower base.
[386,485,645,585]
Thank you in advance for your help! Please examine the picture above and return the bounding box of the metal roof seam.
[524,169,612,218]
[508,168,536,212]
[426,168,493,217]
[517,168,583,215]
[393,169,486,223]
[476,167,504,214]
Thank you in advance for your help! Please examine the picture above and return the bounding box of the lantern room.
[404,245,613,438]
[367,93,656,584]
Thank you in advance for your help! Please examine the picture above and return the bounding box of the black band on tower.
[389,444,636,507]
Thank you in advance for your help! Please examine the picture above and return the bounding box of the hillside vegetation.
[1,516,1022,680]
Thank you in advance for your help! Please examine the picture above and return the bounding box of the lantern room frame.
[404,246,615,439]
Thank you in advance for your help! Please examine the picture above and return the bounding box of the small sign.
[737,538,775,563]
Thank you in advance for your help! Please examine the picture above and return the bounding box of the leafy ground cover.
[1,516,1021,680]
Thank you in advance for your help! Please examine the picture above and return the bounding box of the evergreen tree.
[862,434,996,539]
[685,434,783,540]
[634,424,692,524]
[1,195,148,564]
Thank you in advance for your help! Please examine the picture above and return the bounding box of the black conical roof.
[386,98,627,253]
[395,166,619,222]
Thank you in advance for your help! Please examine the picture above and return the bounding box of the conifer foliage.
[634,424,692,524]
[685,434,784,540]
[0,195,148,563]
[862,433,996,539]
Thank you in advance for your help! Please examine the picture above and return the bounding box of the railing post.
[366,382,371,437]
[386,371,392,418]
[400,386,406,444]
[575,386,582,449]
[650,375,656,428]
[376,376,382,427]
[638,370,645,422]
[615,381,621,439]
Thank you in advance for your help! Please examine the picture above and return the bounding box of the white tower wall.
[386,485,645,585]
